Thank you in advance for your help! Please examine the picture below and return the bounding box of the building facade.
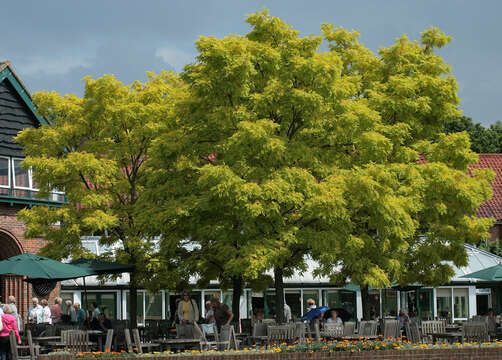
[0,61,65,317]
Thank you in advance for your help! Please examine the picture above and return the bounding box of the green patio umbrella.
[0,253,93,281]
[460,263,502,281]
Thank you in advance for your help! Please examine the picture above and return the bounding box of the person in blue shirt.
[397,309,410,337]
[74,302,86,327]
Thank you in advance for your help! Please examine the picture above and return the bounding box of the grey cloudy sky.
[2,0,501,126]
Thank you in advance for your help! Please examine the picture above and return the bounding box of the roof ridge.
[465,243,502,261]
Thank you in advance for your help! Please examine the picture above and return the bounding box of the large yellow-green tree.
[16,72,187,328]
[151,10,494,321]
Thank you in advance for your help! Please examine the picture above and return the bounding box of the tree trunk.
[274,266,285,324]
[361,285,371,320]
[231,276,243,324]
[129,271,138,329]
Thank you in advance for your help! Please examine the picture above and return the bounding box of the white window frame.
[12,157,38,191]
[0,156,10,189]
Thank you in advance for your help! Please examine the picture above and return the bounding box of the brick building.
[0,61,65,318]
[471,154,502,243]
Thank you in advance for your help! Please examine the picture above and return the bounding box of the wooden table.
[432,332,463,344]
[32,336,61,343]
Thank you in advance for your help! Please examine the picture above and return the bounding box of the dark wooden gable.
[0,72,40,157]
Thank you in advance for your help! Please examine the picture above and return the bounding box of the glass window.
[84,292,117,320]
[145,292,163,320]
[323,289,357,321]
[13,159,29,188]
[436,288,452,319]
[222,291,232,310]
[126,292,145,324]
[340,290,356,320]
[453,288,469,319]
[302,290,319,315]
[82,241,98,255]
[367,290,380,319]
[191,291,202,318]
[419,289,433,319]
[285,290,302,320]
[382,289,398,317]
[324,290,340,309]
[264,291,276,318]
[0,157,9,188]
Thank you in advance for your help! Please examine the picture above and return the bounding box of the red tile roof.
[472,154,502,220]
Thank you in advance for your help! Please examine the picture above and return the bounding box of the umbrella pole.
[83,277,89,319]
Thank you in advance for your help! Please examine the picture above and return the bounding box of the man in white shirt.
[29,297,43,324]
[284,302,292,322]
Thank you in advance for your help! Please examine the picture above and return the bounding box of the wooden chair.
[104,329,114,352]
[10,330,38,360]
[383,319,400,340]
[321,323,344,338]
[175,324,194,339]
[267,325,290,345]
[124,328,134,352]
[252,322,268,345]
[220,325,239,350]
[487,316,497,339]
[359,321,378,336]
[132,328,160,353]
[421,320,445,343]
[293,322,310,343]
[405,321,422,344]
[201,323,235,351]
[191,323,206,350]
[343,322,356,336]
[67,331,90,354]
[463,322,489,343]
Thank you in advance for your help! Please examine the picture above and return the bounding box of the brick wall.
[0,203,59,320]
[39,348,502,360]
[488,223,502,243]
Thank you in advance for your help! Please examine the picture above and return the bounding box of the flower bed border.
[39,347,502,360]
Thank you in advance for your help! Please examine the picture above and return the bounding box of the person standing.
[204,301,215,323]
[177,291,199,324]
[284,302,292,322]
[29,297,43,324]
[66,300,77,323]
[50,297,63,324]
[91,302,101,320]
[74,303,86,327]
[40,299,52,324]
[210,298,234,330]
[0,305,21,360]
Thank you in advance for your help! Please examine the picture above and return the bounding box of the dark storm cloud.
[1,0,501,125]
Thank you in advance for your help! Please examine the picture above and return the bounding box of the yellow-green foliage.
[150,9,494,292]
[16,71,189,291]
